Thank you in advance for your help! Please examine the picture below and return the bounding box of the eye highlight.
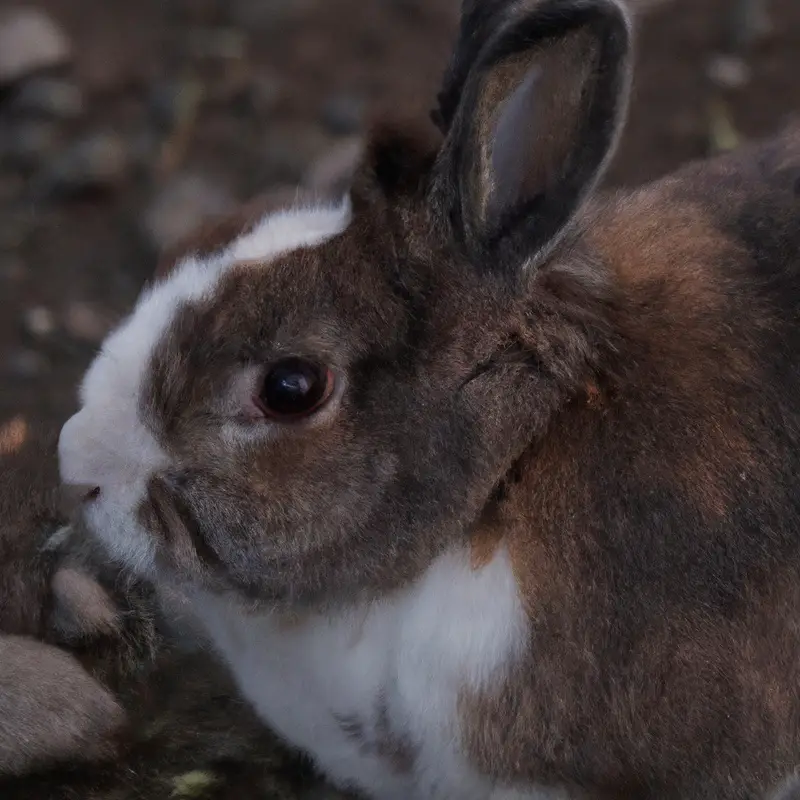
[254,357,334,420]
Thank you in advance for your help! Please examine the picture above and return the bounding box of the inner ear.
[431,0,631,275]
[482,28,603,226]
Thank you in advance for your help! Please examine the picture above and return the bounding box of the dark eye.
[254,358,334,420]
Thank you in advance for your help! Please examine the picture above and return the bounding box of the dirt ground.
[1,0,800,435]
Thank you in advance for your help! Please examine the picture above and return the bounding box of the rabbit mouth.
[68,489,158,579]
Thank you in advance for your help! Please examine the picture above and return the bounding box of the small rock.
[0,8,72,85]
[142,173,236,253]
[11,77,84,119]
[63,301,110,343]
[23,305,56,337]
[4,347,46,379]
[320,92,365,135]
[303,136,363,198]
[0,120,60,169]
[706,54,751,91]
[38,132,130,195]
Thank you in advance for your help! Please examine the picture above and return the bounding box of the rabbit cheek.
[139,476,221,583]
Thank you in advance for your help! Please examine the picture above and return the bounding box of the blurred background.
[0,0,799,442]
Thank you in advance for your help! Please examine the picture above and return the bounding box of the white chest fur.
[190,547,539,800]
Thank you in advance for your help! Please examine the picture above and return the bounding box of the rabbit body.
[58,0,800,798]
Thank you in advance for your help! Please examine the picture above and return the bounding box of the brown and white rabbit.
[56,0,800,797]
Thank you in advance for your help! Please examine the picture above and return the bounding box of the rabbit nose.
[60,483,101,517]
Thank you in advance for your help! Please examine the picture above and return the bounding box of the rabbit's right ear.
[430,0,632,278]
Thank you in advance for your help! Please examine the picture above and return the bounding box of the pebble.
[11,77,84,119]
[23,306,56,338]
[142,172,236,253]
[706,54,751,90]
[0,7,72,85]
[320,91,365,135]
[37,132,130,195]
[303,136,363,198]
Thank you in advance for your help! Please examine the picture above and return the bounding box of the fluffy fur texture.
[0,424,157,777]
[58,0,800,797]
[192,547,531,800]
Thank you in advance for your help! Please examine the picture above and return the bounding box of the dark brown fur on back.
[462,127,800,799]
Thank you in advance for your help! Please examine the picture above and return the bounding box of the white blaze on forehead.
[227,199,352,263]
[59,198,351,573]
[81,198,352,408]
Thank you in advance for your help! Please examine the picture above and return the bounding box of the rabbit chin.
[81,495,157,578]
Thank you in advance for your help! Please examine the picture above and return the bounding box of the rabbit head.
[58,0,632,609]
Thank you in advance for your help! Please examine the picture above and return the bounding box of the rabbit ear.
[431,0,632,276]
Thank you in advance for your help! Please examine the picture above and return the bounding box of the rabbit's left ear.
[431,0,632,275]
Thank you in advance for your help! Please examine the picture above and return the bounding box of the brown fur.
[57,0,800,797]
[457,126,800,799]
[0,635,124,776]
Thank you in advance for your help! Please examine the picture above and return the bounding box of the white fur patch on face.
[58,199,351,573]
[226,198,352,264]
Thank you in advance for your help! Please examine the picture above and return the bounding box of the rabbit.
[56,0,800,797]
